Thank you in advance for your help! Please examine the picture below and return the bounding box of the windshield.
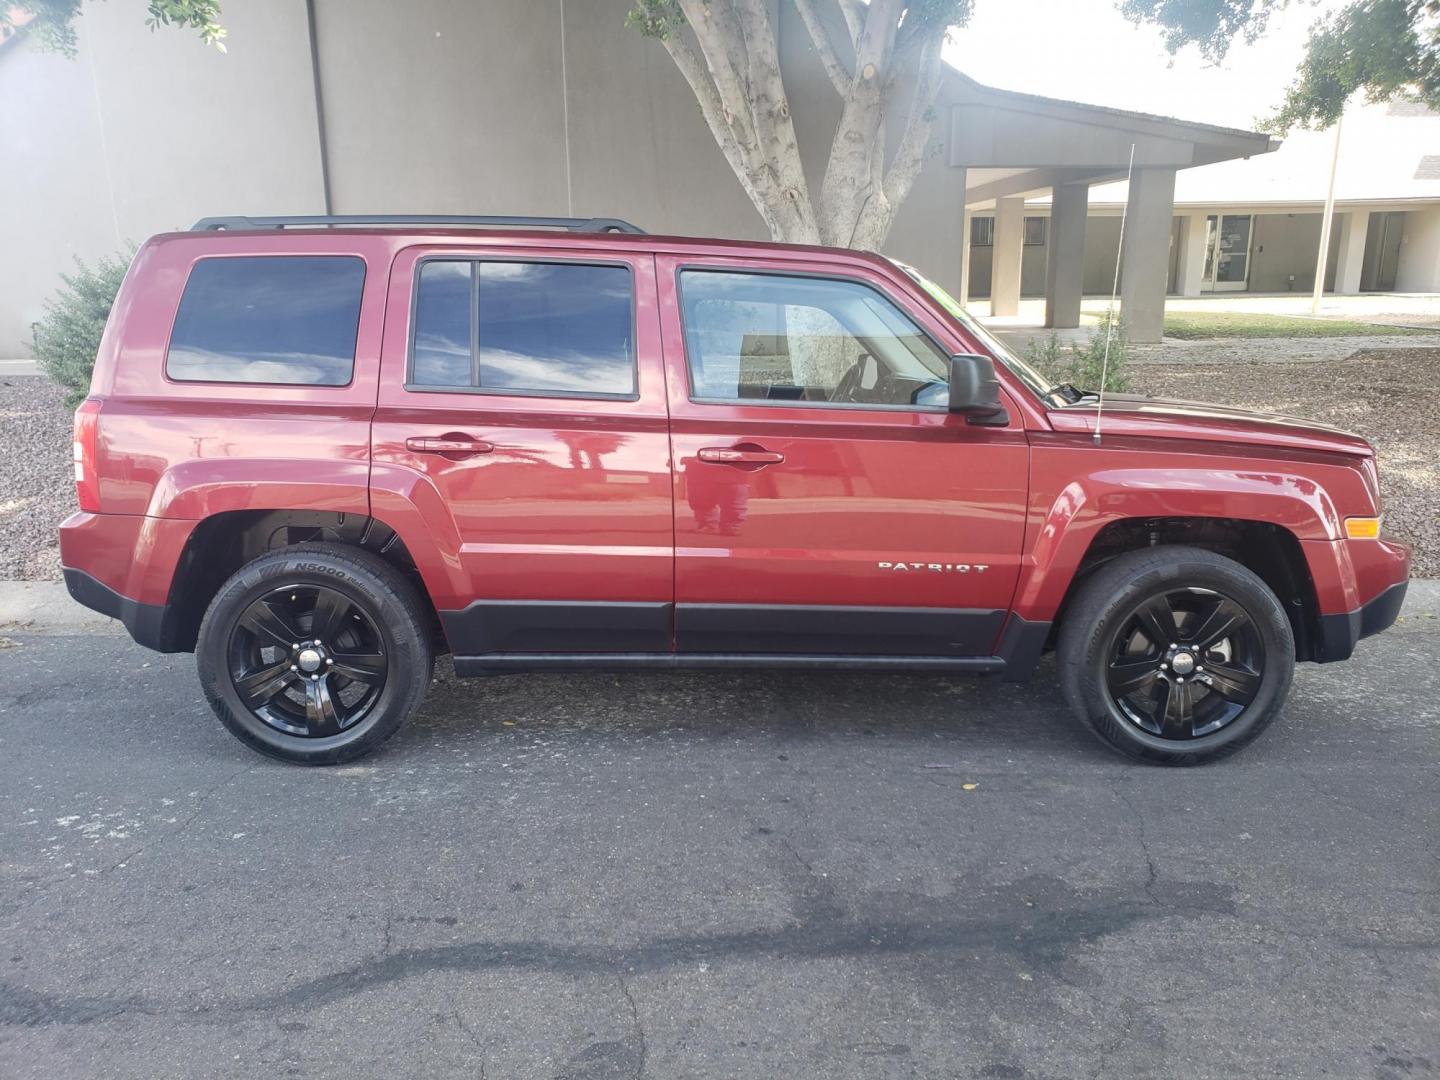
[895,262,1068,405]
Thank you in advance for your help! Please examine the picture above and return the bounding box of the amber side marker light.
[1345,517,1382,539]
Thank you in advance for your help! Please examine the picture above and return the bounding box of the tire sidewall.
[1064,551,1294,763]
[197,548,430,764]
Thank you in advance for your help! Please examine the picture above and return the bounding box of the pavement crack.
[616,972,647,1079]
[1089,1001,1139,1079]
[1113,779,1159,905]
[449,1000,486,1074]
[104,762,258,875]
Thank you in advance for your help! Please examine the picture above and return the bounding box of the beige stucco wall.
[0,0,325,354]
[1394,209,1440,291]
[0,0,972,356]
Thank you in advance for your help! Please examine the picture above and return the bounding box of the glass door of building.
[1202,214,1252,292]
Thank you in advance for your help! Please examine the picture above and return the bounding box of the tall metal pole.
[1311,114,1344,315]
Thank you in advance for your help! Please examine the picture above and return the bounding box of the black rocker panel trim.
[674,603,1006,657]
[993,614,1051,682]
[439,600,672,654]
[453,653,1006,676]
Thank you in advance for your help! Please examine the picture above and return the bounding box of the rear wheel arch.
[163,510,442,653]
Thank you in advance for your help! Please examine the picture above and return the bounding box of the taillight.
[73,398,102,513]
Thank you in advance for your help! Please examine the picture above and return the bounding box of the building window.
[1024,217,1047,246]
[970,216,994,247]
[410,260,636,398]
[166,256,365,386]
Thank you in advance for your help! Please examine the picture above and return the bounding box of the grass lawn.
[1162,311,1428,340]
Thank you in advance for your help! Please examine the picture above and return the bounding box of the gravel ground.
[1130,347,1439,576]
[1132,331,1440,364]
[0,379,71,581]
[1,350,1434,580]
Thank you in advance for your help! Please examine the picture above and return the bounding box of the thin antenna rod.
[1094,142,1136,445]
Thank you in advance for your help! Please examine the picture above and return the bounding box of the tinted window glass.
[410,260,635,397]
[678,271,948,408]
[166,256,364,385]
[412,260,472,387]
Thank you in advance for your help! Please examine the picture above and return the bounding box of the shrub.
[32,249,134,408]
[1024,312,1131,394]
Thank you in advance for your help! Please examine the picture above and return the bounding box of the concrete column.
[1044,182,1088,328]
[958,209,972,305]
[1119,167,1177,343]
[1333,210,1370,294]
[1174,213,1209,297]
[990,197,1025,317]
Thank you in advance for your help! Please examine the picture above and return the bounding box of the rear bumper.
[1313,579,1408,663]
[62,566,174,652]
[59,511,195,653]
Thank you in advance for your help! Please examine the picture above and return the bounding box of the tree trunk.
[634,0,958,251]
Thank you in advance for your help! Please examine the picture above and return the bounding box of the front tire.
[1056,546,1294,765]
[196,543,432,765]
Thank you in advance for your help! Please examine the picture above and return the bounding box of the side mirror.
[948,353,1008,424]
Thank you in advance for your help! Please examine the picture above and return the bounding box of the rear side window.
[166,256,365,386]
[410,260,635,398]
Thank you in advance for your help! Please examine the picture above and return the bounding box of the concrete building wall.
[1397,207,1440,291]
[0,0,980,355]
[0,0,325,353]
[1082,217,1123,295]
[1248,213,1341,293]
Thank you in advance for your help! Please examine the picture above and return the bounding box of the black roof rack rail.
[190,214,646,234]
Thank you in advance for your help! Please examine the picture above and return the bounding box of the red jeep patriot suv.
[59,214,1410,766]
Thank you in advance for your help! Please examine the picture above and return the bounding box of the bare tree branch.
[882,33,946,209]
[817,0,904,244]
[673,0,818,242]
[835,0,865,46]
[793,0,852,96]
[654,28,779,234]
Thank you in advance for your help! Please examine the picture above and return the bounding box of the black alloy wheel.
[1056,545,1294,765]
[228,583,388,737]
[1105,587,1263,740]
[197,543,432,765]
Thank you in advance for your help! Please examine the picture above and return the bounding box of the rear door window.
[410,260,636,399]
[166,255,366,386]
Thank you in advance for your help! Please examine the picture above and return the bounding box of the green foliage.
[1267,0,1436,131]
[1024,313,1132,394]
[3,0,224,57]
[1120,0,1440,132]
[32,250,134,409]
[1118,0,1283,64]
[625,0,685,40]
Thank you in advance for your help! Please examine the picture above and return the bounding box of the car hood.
[1046,394,1373,457]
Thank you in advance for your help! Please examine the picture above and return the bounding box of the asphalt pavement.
[1,593,1437,1079]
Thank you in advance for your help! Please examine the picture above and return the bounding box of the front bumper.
[1314,579,1408,663]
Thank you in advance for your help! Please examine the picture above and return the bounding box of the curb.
[0,580,121,635]
[2,577,1437,637]
[0,358,40,378]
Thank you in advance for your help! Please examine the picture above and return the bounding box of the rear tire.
[1056,546,1293,765]
[196,543,432,765]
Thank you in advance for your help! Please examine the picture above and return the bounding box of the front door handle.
[405,436,495,455]
[697,446,785,465]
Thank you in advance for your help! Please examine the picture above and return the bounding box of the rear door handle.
[697,446,785,465]
[405,436,495,455]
